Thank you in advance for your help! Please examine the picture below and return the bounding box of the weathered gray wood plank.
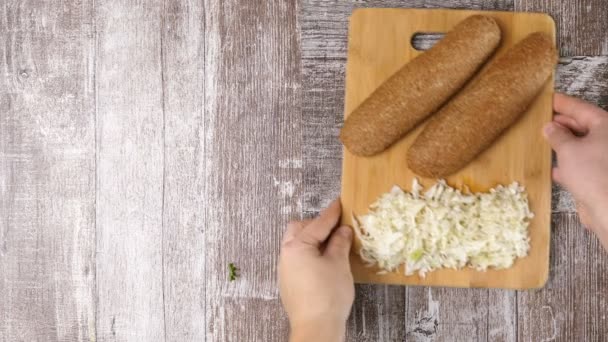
[346,285,407,341]
[301,0,513,60]
[515,0,608,56]
[301,58,345,217]
[202,0,301,341]
[406,288,484,341]
[2,1,607,340]
[95,0,165,340]
[161,1,206,341]
[405,288,517,341]
[489,289,518,341]
[0,1,96,340]
[516,213,608,341]
[570,217,608,341]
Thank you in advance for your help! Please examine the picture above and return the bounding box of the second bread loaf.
[407,32,558,178]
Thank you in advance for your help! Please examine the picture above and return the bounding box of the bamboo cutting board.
[341,9,556,289]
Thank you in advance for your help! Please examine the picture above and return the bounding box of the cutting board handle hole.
[411,32,445,51]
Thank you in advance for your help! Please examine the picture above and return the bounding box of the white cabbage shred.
[352,179,533,277]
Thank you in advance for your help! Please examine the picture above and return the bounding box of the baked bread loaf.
[407,32,558,178]
[340,15,501,156]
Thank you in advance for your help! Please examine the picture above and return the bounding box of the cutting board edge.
[348,7,558,28]
[340,8,556,289]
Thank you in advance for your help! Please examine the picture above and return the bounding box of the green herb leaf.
[228,262,239,281]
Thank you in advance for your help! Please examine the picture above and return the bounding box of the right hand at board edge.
[544,92,608,250]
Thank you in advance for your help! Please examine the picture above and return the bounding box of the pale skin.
[278,200,354,342]
[278,93,608,341]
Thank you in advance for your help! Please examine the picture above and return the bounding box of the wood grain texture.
[345,285,407,341]
[517,213,608,341]
[95,0,166,340]
[405,287,517,341]
[301,0,513,60]
[0,1,96,340]
[515,0,608,56]
[202,0,300,341]
[342,8,555,289]
[407,287,487,340]
[1,0,608,341]
[161,0,206,341]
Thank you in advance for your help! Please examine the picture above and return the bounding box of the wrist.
[289,318,346,342]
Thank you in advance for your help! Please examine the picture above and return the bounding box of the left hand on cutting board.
[279,199,354,342]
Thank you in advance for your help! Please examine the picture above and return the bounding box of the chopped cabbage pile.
[352,179,533,277]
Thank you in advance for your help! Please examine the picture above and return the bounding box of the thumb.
[324,226,353,260]
[543,122,575,152]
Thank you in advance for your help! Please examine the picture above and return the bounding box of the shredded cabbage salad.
[352,179,533,277]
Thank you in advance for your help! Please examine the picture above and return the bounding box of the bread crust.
[407,32,558,178]
[340,15,501,156]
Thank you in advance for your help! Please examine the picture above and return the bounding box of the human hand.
[279,199,354,342]
[543,93,608,249]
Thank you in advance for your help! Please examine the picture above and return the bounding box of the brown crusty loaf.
[340,15,501,156]
[407,32,558,178]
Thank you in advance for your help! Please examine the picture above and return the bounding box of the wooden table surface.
[1,0,607,341]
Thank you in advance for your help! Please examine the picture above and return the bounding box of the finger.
[299,199,341,246]
[324,226,353,260]
[543,121,576,152]
[553,93,605,128]
[552,167,562,184]
[553,114,588,136]
[282,219,312,243]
